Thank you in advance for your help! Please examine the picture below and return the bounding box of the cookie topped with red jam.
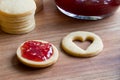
[17,40,59,68]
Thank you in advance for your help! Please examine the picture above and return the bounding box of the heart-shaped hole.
[73,39,93,50]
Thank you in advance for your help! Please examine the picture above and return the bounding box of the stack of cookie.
[34,0,43,13]
[0,0,36,34]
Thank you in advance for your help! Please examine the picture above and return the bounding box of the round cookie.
[62,31,104,57]
[1,23,35,34]
[0,14,35,22]
[0,0,36,34]
[17,40,59,68]
[0,0,36,16]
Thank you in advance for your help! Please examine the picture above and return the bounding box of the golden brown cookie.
[17,40,59,68]
[62,31,104,57]
[0,0,36,34]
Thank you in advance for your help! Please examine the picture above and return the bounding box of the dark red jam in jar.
[21,41,53,62]
[55,0,120,20]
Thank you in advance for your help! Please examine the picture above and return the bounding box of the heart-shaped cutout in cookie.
[73,39,93,50]
[62,31,103,57]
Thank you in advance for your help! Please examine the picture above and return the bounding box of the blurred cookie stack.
[0,0,36,34]
[34,0,43,13]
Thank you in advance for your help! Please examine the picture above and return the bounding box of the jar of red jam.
[55,0,120,20]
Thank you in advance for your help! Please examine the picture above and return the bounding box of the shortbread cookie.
[1,18,35,28]
[62,31,103,57]
[0,0,36,16]
[0,0,36,34]
[1,23,35,34]
[17,40,59,68]
[0,14,35,22]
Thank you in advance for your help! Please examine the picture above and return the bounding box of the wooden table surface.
[0,0,120,80]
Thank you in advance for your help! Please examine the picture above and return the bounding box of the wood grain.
[0,0,120,80]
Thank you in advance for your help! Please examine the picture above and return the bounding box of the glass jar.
[34,0,43,13]
[55,0,120,20]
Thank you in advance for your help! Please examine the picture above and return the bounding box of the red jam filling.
[21,41,53,62]
[55,0,120,16]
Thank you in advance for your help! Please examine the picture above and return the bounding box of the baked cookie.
[62,31,104,57]
[17,40,59,68]
[0,0,36,16]
[0,0,36,34]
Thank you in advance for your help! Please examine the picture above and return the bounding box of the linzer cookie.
[0,0,36,34]
[17,40,59,68]
[62,31,104,57]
